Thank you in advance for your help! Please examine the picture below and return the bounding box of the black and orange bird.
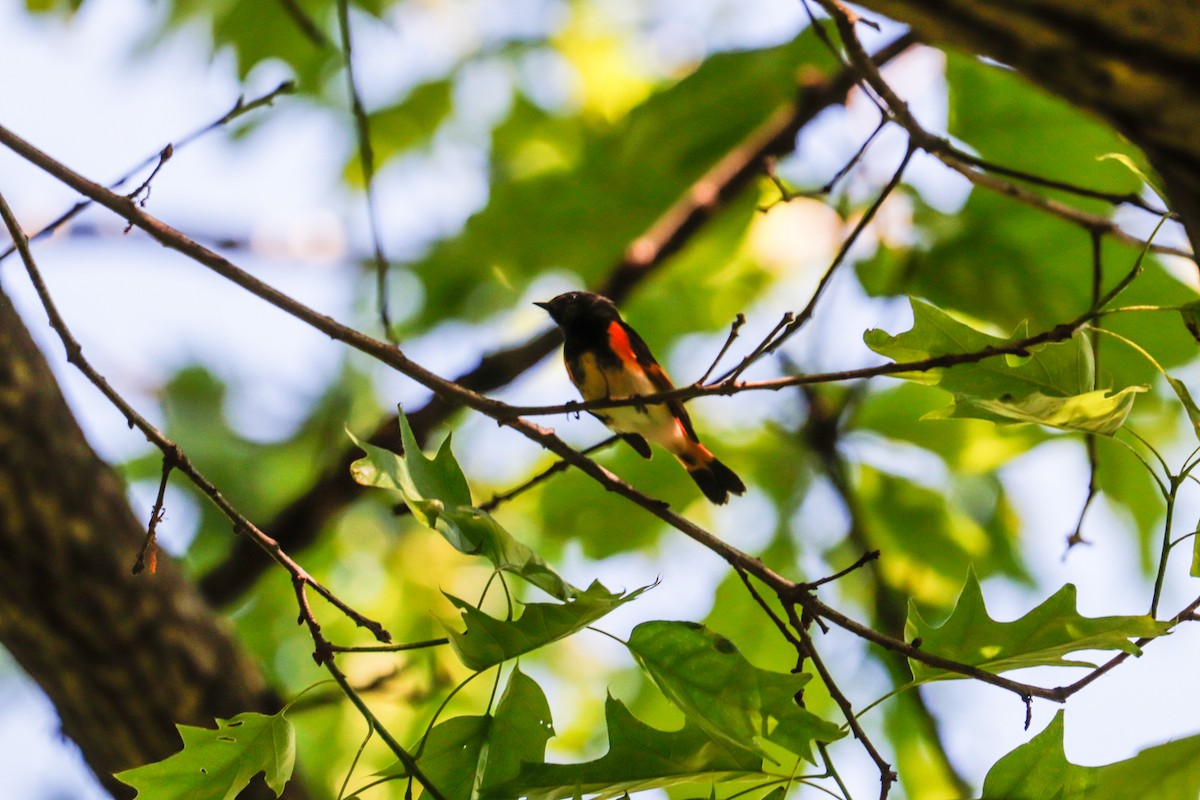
[536,291,746,505]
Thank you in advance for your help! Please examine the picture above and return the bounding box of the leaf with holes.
[114,711,295,800]
[626,621,843,762]
[384,668,555,800]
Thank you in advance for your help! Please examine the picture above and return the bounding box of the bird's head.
[534,291,620,328]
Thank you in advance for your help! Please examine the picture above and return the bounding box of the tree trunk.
[0,281,286,798]
[859,0,1200,247]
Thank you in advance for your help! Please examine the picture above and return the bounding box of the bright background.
[2,1,1199,798]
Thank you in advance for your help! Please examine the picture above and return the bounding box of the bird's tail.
[684,448,747,505]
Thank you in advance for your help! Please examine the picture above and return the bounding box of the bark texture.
[0,281,282,798]
[859,0,1200,245]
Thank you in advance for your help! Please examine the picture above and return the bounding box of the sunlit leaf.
[933,386,1144,434]
[982,711,1200,799]
[114,711,295,800]
[865,298,1146,433]
[864,297,1095,397]
[486,695,769,800]
[906,569,1169,682]
[626,621,843,762]
[444,580,654,670]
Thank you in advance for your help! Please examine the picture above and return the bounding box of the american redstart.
[536,291,746,505]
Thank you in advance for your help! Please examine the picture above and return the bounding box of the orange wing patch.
[607,321,639,366]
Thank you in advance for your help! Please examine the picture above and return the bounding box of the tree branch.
[194,32,920,607]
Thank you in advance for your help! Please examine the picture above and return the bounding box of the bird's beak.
[533,301,551,311]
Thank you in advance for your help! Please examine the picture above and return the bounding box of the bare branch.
[0,185,390,646]
[814,0,1193,261]
[0,80,295,263]
[195,34,921,607]
[336,0,395,338]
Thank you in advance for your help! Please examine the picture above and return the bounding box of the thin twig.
[748,142,916,367]
[324,657,448,800]
[337,0,394,339]
[725,312,794,383]
[802,550,880,590]
[785,602,896,799]
[0,186,390,645]
[278,0,331,48]
[720,142,916,385]
[127,145,172,206]
[0,80,295,263]
[761,114,888,210]
[735,568,803,650]
[329,638,450,654]
[133,454,176,575]
[694,314,746,386]
[814,0,1193,262]
[479,436,619,512]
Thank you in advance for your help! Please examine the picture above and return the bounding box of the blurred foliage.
[15,0,1200,799]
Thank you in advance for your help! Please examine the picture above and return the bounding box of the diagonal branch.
[814,0,1193,262]
[0,80,295,264]
[0,186,389,646]
[3,120,1177,710]
[194,32,919,607]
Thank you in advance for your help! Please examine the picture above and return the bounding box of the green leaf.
[933,387,1144,435]
[445,581,654,671]
[386,669,555,800]
[407,715,489,800]
[344,79,455,185]
[349,404,471,517]
[485,695,769,800]
[865,298,1146,434]
[906,569,1169,682]
[626,621,843,762]
[349,408,581,600]
[864,298,1095,398]
[115,711,295,800]
[481,668,557,791]
[982,711,1200,799]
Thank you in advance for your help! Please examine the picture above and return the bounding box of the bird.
[535,291,746,504]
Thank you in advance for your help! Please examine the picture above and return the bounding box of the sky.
[2,1,1200,799]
